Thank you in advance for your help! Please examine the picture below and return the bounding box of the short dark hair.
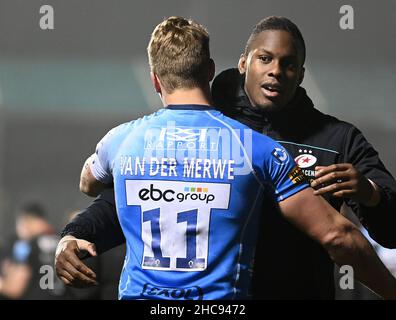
[18,202,46,219]
[244,16,306,65]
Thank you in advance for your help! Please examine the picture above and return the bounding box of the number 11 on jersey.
[125,180,231,272]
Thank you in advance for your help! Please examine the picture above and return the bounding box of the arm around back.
[279,187,396,299]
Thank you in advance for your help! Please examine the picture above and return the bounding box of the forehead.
[249,30,299,58]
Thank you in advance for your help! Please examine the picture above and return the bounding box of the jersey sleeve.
[261,140,309,202]
[90,124,127,184]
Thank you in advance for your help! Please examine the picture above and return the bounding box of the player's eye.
[281,59,298,71]
[259,55,272,63]
[287,63,297,71]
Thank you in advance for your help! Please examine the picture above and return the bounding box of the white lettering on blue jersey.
[90,105,308,300]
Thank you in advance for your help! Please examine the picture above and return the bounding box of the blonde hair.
[147,16,210,93]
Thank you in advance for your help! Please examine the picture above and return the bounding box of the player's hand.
[310,163,380,207]
[55,235,98,288]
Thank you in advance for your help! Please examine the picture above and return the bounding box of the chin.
[256,100,280,112]
[261,96,291,112]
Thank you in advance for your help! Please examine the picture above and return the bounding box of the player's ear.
[151,72,162,94]
[238,53,247,75]
[208,58,215,82]
[298,66,305,85]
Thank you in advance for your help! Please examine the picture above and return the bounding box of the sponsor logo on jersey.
[164,127,206,142]
[288,166,306,185]
[295,154,317,169]
[144,126,221,151]
[141,283,204,300]
[138,183,215,203]
[271,147,289,165]
[301,169,316,179]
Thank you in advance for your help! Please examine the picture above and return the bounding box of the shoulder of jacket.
[311,108,356,133]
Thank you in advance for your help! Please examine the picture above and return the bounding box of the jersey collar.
[166,104,216,110]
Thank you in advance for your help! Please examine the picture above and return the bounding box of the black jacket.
[63,68,396,299]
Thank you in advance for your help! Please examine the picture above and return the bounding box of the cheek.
[246,62,260,78]
[247,70,260,89]
[286,72,301,85]
[287,82,299,95]
[284,77,299,94]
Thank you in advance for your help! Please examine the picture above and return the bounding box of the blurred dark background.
[0,0,395,299]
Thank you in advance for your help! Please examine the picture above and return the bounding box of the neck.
[161,86,213,107]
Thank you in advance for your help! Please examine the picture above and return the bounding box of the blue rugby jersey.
[90,104,308,300]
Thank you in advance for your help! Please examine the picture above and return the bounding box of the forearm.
[327,223,396,299]
[61,190,125,254]
[63,218,124,254]
[280,189,396,299]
